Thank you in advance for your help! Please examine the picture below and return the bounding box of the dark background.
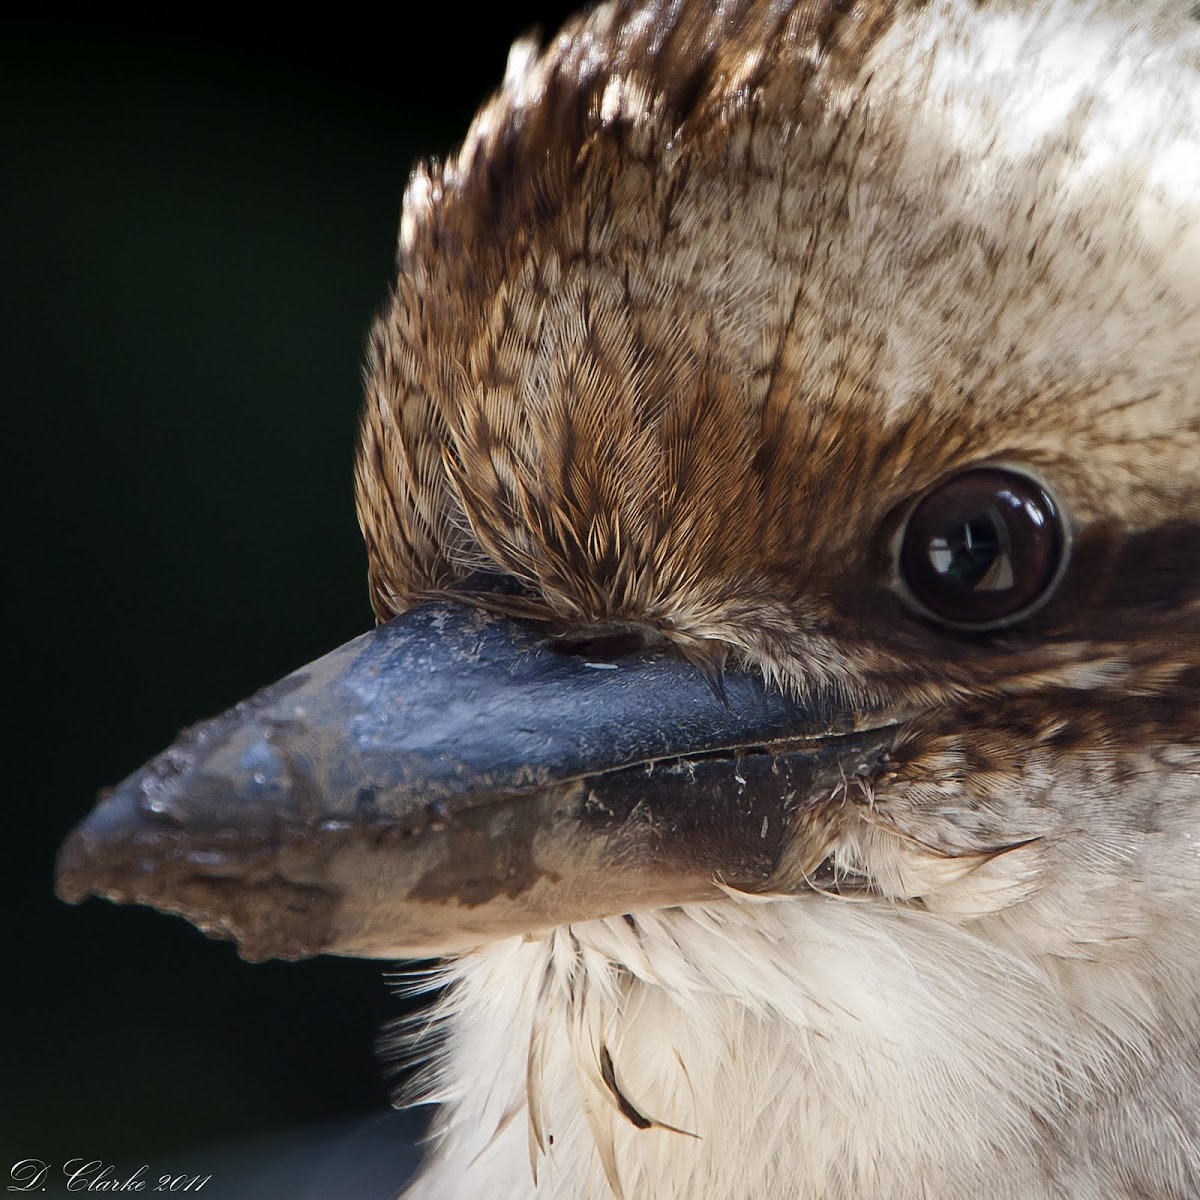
[5,8,579,1196]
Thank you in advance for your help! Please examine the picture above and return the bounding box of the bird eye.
[896,467,1066,630]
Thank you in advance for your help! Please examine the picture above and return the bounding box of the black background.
[6,7,580,1194]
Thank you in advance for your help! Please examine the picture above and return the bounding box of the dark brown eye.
[897,468,1066,629]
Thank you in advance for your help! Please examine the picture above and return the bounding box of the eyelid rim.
[887,460,1074,633]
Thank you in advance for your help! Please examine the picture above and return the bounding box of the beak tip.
[54,829,92,907]
[54,776,339,963]
[54,786,158,906]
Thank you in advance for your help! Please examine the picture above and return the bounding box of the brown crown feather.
[355,0,1200,706]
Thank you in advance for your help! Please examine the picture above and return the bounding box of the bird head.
[58,1,1199,1196]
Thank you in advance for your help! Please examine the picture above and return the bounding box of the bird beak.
[56,601,900,962]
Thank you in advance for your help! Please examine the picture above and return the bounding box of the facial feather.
[359,0,1199,644]
[360,1,1200,1197]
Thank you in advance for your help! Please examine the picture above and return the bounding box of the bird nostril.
[548,627,656,662]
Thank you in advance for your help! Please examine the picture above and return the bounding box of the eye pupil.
[929,509,1010,588]
[899,469,1064,629]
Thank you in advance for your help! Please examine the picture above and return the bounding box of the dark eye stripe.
[1101,523,1200,611]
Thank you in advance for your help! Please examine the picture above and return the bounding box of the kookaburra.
[57,1,1199,1197]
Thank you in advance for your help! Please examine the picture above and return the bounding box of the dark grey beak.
[56,601,898,961]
